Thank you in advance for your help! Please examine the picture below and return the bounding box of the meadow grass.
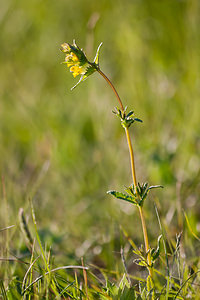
[0,0,200,298]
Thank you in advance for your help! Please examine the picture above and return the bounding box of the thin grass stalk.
[97,69,153,278]
[81,257,89,299]
[1,176,9,281]
[30,200,59,297]
[154,205,170,298]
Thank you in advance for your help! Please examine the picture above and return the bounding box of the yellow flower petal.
[71,52,79,62]
[72,72,79,78]
[70,66,82,77]
[66,62,74,67]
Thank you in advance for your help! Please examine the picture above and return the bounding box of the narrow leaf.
[184,211,200,242]
[94,42,103,65]
[71,65,96,90]
[148,185,163,191]
[152,234,162,261]
[126,110,134,118]
[119,273,130,290]
[134,118,143,123]
[71,75,85,90]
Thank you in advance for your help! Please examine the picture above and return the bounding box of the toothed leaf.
[133,259,147,267]
[107,190,137,205]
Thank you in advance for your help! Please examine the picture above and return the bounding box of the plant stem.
[139,206,153,277]
[97,68,153,278]
[124,128,137,188]
[97,69,124,111]
[125,127,153,278]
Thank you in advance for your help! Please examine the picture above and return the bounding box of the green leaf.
[121,118,135,129]
[132,249,143,256]
[119,273,130,290]
[107,190,137,205]
[133,259,147,267]
[134,118,143,123]
[124,185,135,197]
[126,110,134,118]
[113,107,142,129]
[105,280,118,297]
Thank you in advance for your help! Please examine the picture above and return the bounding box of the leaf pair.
[107,182,163,207]
[113,107,142,129]
[133,235,162,268]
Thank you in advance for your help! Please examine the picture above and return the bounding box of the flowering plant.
[61,40,163,295]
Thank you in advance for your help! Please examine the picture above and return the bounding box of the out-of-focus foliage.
[0,0,200,282]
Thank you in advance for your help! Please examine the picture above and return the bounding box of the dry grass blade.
[22,255,40,291]
[0,257,27,264]
[81,257,88,299]
[0,225,15,232]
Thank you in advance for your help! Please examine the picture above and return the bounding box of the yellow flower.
[64,55,73,67]
[64,52,79,67]
[70,66,82,77]
[66,62,74,67]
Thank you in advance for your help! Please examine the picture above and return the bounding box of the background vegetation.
[0,0,200,297]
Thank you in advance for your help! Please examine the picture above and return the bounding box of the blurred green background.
[0,0,200,267]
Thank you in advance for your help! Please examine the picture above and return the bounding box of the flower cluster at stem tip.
[60,41,102,89]
[60,42,89,78]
